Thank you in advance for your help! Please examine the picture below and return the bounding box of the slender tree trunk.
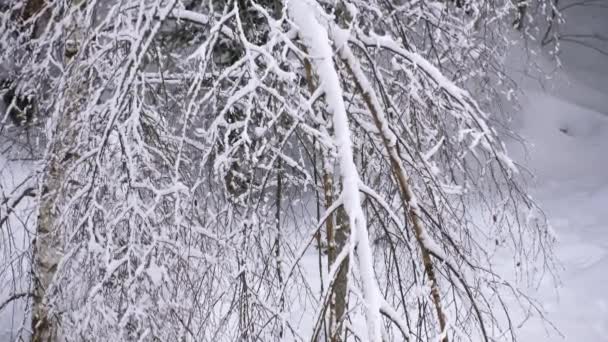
[312,143,329,342]
[304,56,351,341]
[31,10,82,341]
[331,207,349,342]
[322,167,337,338]
[338,46,449,342]
[31,83,79,342]
[275,158,285,338]
[31,176,62,341]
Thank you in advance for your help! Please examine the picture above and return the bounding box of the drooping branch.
[332,24,449,342]
[288,1,383,340]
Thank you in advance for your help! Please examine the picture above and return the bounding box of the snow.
[2,2,608,341]
[0,156,33,341]
[508,90,608,341]
[498,8,608,337]
[288,1,383,340]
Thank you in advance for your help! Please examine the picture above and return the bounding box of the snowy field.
[507,5,608,338]
[510,90,608,341]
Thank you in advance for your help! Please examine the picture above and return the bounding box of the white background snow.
[507,3,608,339]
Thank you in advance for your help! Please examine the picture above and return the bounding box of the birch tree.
[0,0,559,341]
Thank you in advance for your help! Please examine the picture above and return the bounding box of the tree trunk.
[31,148,66,342]
[331,207,349,342]
[31,15,82,341]
[305,55,352,341]
[338,44,449,342]
[31,96,78,342]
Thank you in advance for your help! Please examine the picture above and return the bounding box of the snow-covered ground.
[289,82,608,341]
[0,157,34,341]
[506,4,608,337]
[512,90,608,341]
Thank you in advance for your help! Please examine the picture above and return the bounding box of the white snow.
[2,2,608,341]
[288,1,383,340]
[0,157,34,341]
[508,90,608,341]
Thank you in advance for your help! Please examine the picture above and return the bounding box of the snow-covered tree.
[0,0,559,341]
